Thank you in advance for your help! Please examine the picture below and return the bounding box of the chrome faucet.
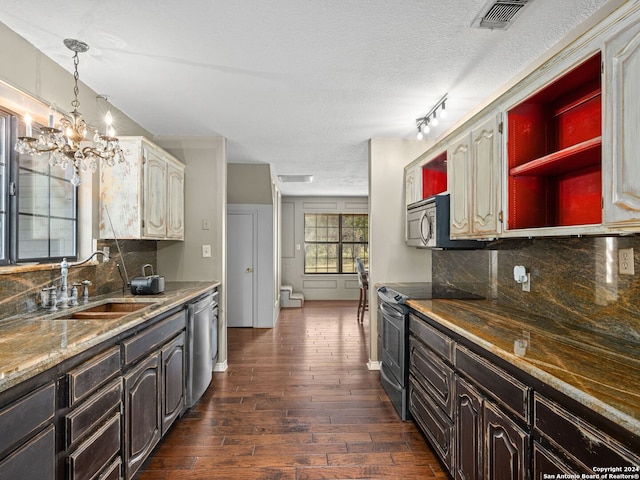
[41,249,110,310]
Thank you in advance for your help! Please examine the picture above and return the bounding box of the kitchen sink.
[60,301,157,320]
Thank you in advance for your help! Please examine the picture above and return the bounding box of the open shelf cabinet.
[422,151,447,199]
[507,52,602,229]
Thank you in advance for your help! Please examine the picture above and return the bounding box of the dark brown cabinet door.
[124,352,161,480]
[484,401,529,480]
[162,332,186,435]
[455,375,484,480]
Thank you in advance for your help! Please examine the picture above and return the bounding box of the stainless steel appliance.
[406,194,483,249]
[377,283,483,420]
[186,293,214,408]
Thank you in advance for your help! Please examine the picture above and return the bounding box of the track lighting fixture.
[415,93,448,138]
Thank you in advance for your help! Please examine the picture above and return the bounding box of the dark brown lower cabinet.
[454,375,483,480]
[0,425,55,480]
[533,441,580,477]
[161,332,186,435]
[124,352,161,480]
[407,311,640,480]
[484,401,529,480]
[408,377,454,470]
[67,413,120,480]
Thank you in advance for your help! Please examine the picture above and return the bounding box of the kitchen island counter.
[408,298,640,437]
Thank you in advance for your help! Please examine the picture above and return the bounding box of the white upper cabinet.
[100,136,185,240]
[603,9,640,229]
[449,114,502,239]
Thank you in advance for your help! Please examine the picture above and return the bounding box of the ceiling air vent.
[472,0,533,30]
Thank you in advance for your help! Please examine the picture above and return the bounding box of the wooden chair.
[356,257,368,323]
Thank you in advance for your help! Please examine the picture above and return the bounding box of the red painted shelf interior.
[507,53,602,229]
[509,136,601,177]
[422,152,447,199]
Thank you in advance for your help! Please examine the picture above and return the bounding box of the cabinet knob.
[245,267,253,273]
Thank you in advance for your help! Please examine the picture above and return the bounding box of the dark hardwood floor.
[137,300,447,479]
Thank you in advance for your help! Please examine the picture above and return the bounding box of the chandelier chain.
[71,52,81,110]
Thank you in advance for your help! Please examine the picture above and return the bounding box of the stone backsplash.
[433,235,640,343]
[0,240,157,318]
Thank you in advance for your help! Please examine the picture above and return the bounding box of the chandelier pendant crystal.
[15,38,125,186]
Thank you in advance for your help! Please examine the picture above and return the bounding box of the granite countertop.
[407,298,640,437]
[0,281,220,395]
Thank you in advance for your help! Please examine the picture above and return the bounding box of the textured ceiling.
[0,0,610,195]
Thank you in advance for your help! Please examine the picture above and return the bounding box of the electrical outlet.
[202,245,211,258]
[202,218,210,230]
[102,247,110,262]
[619,248,635,275]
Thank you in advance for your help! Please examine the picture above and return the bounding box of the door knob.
[246,267,253,273]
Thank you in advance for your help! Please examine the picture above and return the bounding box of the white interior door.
[227,212,255,327]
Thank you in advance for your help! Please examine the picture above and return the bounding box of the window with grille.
[0,108,78,265]
[304,213,368,274]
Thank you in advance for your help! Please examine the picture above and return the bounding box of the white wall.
[368,138,431,365]
[155,136,228,368]
[281,196,368,301]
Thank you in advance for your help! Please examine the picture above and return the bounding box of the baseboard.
[367,360,382,371]
[213,359,228,372]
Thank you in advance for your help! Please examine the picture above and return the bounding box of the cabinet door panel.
[604,14,640,226]
[143,148,167,238]
[166,163,185,239]
[455,375,484,480]
[471,115,501,236]
[124,352,161,480]
[484,401,529,480]
[448,134,471,236]
[162,332,186,435]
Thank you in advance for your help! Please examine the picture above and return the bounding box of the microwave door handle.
[419,211,430,244]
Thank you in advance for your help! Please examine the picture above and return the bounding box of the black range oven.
[377,283,483,421]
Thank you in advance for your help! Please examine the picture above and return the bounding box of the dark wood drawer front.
[534,394,640,471]
[65,379,123,447]
[0,382,55,454]
[409,377,453,471]
[456,345,530,423]
[410,337,454,418]
[410,314,454,363]
[0,424,55,480]
[100,458,122,480]
[67,346,120,406]
[533,441,583,476]
[68,413,120,480]
[123,311,185,366]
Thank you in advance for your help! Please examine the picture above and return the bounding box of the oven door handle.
[379,301,406,319]
[380,366,402,392]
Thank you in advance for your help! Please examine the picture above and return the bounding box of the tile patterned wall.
[433,236,640,343]
[0,240,156,318]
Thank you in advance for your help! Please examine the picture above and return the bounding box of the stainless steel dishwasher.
[186,293,213,408]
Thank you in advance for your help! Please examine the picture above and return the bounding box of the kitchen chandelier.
[15,38,124,186]
[416,94,448,140]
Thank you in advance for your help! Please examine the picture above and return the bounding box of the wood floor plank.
[135,301,446,479]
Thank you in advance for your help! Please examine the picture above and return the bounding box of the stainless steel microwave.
[406,194,483,249]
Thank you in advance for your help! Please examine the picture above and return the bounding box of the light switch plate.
[619,248,634,275]
[202,245,212,258]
